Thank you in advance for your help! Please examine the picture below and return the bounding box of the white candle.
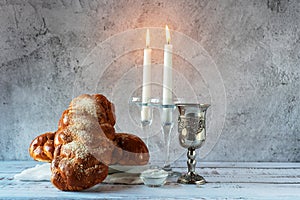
[162,25,173,122]
[141,29,152,122]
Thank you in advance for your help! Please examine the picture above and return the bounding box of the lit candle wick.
[146,28,150,48]
[166,25,171,44]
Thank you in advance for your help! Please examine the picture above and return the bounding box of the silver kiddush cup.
[176,103,210,184]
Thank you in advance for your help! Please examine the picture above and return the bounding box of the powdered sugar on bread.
[70,94,97,118]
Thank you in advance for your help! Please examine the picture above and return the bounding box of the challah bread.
[28,94,149,191]
[29,132,55,162]
[50,94,116,190]
[112,133,149,166]
[51,129,109,191]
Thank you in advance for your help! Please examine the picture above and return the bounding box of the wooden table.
[0,161,299,199]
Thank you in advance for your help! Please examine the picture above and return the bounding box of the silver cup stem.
[187,147,196,175]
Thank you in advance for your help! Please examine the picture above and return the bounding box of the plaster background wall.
[0,0,299,162]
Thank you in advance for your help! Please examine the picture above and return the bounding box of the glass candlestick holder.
[130,97,153,147]
[159,104,176,172]
[130,97,169,187]
[150,100,180,176]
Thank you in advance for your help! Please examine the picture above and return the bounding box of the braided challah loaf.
[29,94,149,191]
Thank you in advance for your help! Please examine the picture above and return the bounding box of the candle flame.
[146,29,150,48]
[165,25,171,44]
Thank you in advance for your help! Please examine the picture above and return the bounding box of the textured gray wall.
[0,0,299,162]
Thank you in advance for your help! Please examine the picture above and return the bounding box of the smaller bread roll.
[112,133,149,166]
[29,132,55,162]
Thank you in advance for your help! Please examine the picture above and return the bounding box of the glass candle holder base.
[162,164,172,172]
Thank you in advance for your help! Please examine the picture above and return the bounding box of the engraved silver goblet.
[176,103,210,184]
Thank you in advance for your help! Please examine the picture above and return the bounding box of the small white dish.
[140,167,168,187]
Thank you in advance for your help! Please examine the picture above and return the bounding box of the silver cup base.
[177,173,206,185]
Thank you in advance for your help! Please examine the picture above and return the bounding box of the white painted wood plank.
[1,161,300,183]
[0,182,299,200]
[173,161,300,168]
[0,161,300,199]
[2,161,300,170]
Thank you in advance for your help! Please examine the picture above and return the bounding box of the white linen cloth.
[14,163,143,184]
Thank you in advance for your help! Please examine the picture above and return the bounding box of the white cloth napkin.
[14,163,51,181]
[14,163,142,184]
